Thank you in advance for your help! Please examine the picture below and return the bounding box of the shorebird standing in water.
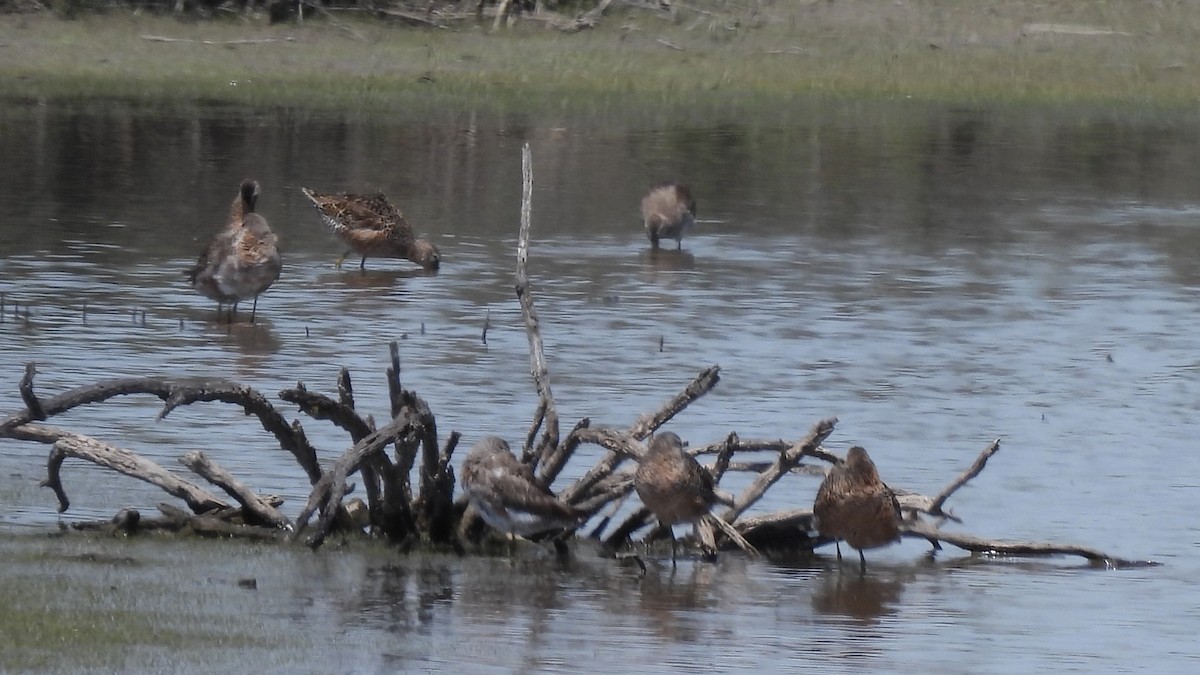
[634,431,743,566]
[300,188,441,271]
[460,437,585,548]
[641,182,696,250]
[186,180,282,324]
[813,446,903,574]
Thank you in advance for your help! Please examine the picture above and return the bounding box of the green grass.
[2,1,1199,119]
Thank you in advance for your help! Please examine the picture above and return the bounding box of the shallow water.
[1,101,1198,671]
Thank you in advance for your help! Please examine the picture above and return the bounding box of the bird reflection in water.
[810,571,904,623]
[641,247,696,272]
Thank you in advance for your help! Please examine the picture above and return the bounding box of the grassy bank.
[1,1,1198,118]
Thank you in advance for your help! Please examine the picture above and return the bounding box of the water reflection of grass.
[1,1,1198,116]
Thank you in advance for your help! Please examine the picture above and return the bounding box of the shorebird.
[460,437,585,543]
[813,446,903,574]
[186,180,282,324]
[641,182,696,250]
[634,431,740,565]
[300,188,441,271]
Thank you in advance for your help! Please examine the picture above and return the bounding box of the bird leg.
[359,255,367,271]
[835,540,843,562]
[669,527,678,569]
[334,250,349,269]
[858,550,867,575]
[249,296,259,324]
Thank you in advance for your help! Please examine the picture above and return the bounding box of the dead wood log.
[180,450,291,529]
[719,418,838,522]
[558,365,720,505]
[0,371,323,485]
[157,503,287,542]
[43,432,229,515]
[536,417,590,487]
[901,520,1158,569]
[280,380,372,441]
[417,431,462,543]
[293,411,421,550]
[280,376,384,525]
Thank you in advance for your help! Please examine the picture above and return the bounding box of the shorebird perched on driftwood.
[813,446,903,574]
[641,182,696,250]
[633,431,751,566]
[300,188,441,271]
[460,436,585,548]
[186,180,282,324]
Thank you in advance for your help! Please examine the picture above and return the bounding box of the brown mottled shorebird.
[300,188,441,271]
[186,180,282,324]
[634,431,732,566]
[641,182,696,250]
[813,446,903,574]
[460,437,585,541]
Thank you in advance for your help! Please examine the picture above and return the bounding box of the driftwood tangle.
[0,144,1156,570]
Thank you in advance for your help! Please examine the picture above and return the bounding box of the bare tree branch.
[180,450,291,529]
[43,432,228,515]
[515,142,560,471]
[902,520,1158,568]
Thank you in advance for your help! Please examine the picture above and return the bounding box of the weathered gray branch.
[280,381,373,442]
[902,520,1158,568]
[19,363,47,421]
[157,503,287,542]
[180,450,291,529]
[930,439,1001,516]
[293,412,419,549]
[719,417,838,522]
[559,365,720,504]
[515,142,560,471]
[1,371,323,485]
[43,432,228,515]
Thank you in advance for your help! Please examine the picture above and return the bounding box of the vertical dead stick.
[720,417,838,522]
[337,367,355,409]
[19,363,47,421]
[418,429,461,543]
[929,439,1002,515]
[387,341,403,418]
[515,142,560,471]
[385,341,414,508]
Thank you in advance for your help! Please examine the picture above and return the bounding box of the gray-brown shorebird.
[300,187,441,271]
[460,436,584,540]
[813,446,903,573]
[633,431,728,565]
[186,180,282,324]
[641,182,696,250]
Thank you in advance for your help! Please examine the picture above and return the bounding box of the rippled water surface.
[1,101,1198,671]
